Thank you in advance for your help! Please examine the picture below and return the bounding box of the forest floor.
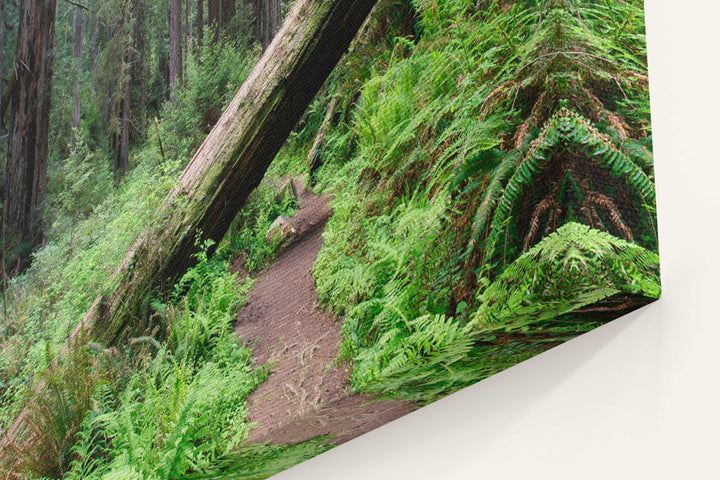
[234,182,415,446]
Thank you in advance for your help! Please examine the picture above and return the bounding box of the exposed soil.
[235,183,415,445]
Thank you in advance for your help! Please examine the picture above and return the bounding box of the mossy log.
[0,0,377,455]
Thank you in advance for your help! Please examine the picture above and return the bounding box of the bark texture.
[184,0,189,84]
[114,0,133,174]
[221,0,235,29]
[308,93,340,175]
[2,0,57,270]
[71,5,83,148]
[208,0,219,42]
[169,0,181,98]
[254,0,280,51]
[0,0,378,453]
[0,0,6,127]
[196,0,203,48]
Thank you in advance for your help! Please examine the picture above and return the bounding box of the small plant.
[220,181,299,274]
[2,333,99,479]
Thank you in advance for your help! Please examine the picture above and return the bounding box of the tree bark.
[131,0,147,139]
[89,4,100,73]
[114,0,133,174]
[220,0,235,30]
[308,93,340,176]
[1,0,378,456]
[169,0,181,99]
[207,0,218,43]
[0,0,6,128]
[196,0,203,50]
[184,0,189,85]
[2,0,57,271]
[70,5,83,149]
[115,70,130,174]
[254,0,280,51]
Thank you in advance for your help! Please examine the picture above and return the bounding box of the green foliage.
[0,30,258,446]
[311,0,658,401]
[46,133,114,233]
[470,222,661,331]
[480,108,658,274]
[219,181,299,274]
[1,336,100,479]
[61,244,266,480]
[182,440,333,480]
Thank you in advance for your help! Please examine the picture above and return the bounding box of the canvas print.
[0,0,659,478]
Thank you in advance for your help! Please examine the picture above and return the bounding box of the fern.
[470,222,660,332]
[311,0,657,403]
[481,108,656,273]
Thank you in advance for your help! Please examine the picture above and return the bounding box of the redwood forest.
[0,0,659,478]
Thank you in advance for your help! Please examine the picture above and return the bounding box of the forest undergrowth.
[312,0,659,401]
[0,24,306,477]
[0,0,659,478]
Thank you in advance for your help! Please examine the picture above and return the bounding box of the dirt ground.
[235,183,415,445]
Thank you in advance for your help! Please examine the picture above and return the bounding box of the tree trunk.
[2,0,57,271]
[71,5,83,149]
[115,0,134,175]
[208,0,218,43]
[196,0,203,50]
[115,72,130,174]
[169,0,181,99]
[1,0,379,454]
[308,93,340,176]
[220,0,235,30]
[131,0,147,141]
[184,0,189,85]
[0,0,6,129]
[89,4,100,73]
[254,0,280,51]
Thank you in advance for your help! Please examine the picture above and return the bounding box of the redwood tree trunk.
[220,0,235,30]
[115,0,133,174]
[71,5,83,149]
[196,0,203,49]
[0,0,378,454]
[184,0,189,85]
[89,5,100,72]
[0,0,6,128]
[169,0,181,98]
[254,0,280,51]
[116,73,130,173]
[2,0,57,270]
[208,0,219,43]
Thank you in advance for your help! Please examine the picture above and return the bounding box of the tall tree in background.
[115,0,133,173]
[71,3,84,149]
[169,0,181,99]
[108,0,148,175]
[206,0,237,45]
[184,0,189,85]
[254,0,280,51]
[0,0,6,127]
[208,0,218,43]
[196,0,203,49]
[2,0,57,270]
[221,0,235,30]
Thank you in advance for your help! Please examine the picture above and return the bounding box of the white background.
[278,1,720,478]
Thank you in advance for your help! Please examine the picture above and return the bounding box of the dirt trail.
[235,183,415,445]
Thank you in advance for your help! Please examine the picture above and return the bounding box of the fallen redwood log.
[0,0,377,455]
